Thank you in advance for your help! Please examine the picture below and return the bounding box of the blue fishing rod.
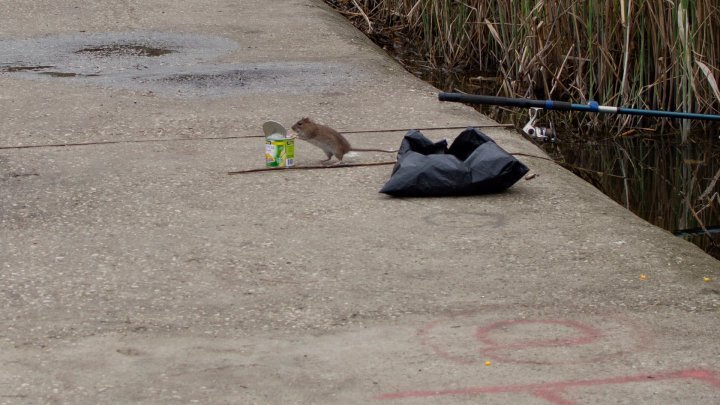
[438,93,720,122]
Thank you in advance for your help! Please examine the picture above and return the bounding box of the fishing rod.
[438,93,720,121]
[672,225,720,237]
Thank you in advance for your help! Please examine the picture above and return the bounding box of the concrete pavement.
[1,1,719,403]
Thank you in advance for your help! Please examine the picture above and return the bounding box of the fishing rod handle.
[438,93,572,111]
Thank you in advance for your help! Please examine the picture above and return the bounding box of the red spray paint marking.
[377,369,720,403]
[476,319,604,364]
[476,319,603,348]
[419,317,638,365]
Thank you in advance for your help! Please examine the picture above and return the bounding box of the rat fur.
[291,117,396,163]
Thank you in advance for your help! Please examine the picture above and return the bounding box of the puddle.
[0,31,361,97]
[74,44,175,57]
[0,65,101,77]
[0,65,55,72]
[162,70,266,86]
[40,71,101,78]
[150,63,356,96]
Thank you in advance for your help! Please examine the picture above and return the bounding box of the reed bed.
[336,0,720,135]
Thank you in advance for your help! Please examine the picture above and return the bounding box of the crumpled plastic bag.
[380,128,529,197]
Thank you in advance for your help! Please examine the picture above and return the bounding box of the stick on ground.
[228,161,396,175]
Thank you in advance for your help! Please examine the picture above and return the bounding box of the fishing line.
[0,124,511,150]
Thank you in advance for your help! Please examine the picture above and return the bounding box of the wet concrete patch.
[40,71,101,78]
[0,32,361,97]
[0,65,100,78]
[74,44,175,57]
[151,63,357,96]
[0,65,55,72]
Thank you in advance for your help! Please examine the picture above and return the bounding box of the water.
[552,132,719,259]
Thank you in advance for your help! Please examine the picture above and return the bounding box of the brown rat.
[291,117,396,163]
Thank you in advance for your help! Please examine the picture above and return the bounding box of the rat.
[291,117,396,163]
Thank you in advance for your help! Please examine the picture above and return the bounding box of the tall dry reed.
[345,0,720,135]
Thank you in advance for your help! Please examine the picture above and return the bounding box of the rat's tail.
[350,148,397,153]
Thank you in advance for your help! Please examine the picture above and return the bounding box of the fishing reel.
[522,107,558,143]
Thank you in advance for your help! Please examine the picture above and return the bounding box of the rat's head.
[291,117,316,139]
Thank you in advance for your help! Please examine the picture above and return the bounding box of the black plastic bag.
[380,128,529,197]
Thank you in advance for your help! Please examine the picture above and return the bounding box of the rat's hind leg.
[329,152,346,166]
[320,151,333,163]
